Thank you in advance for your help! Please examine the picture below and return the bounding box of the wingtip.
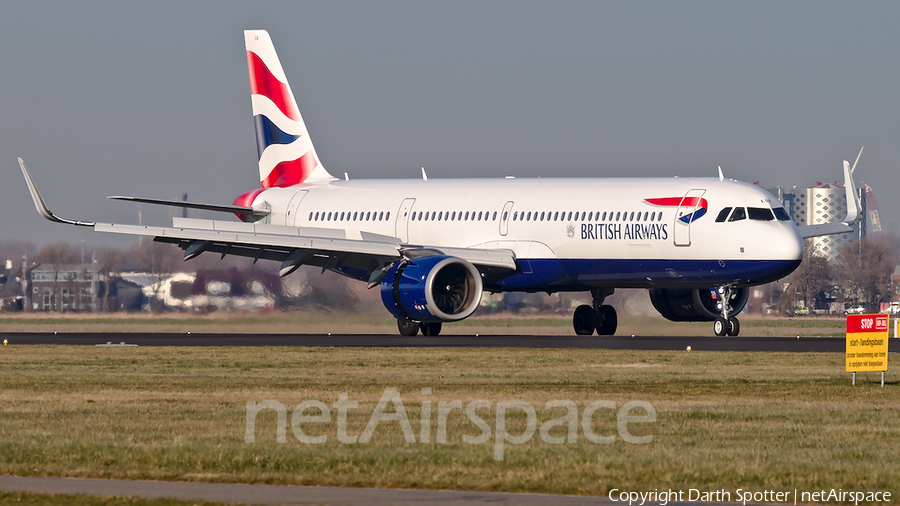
[17,157,95,227]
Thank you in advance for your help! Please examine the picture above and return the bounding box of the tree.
[784,241,834,312]
[837,237,896,310]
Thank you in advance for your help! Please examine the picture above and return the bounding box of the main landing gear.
[712,285,740,337]
[573,288,618,336]
[397,319,442,337]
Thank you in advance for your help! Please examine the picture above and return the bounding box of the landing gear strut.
[573,288,618,336]
[712,285,740,337]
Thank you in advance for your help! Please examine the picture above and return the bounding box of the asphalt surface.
[0,476,606,505]
[3,332,897,352]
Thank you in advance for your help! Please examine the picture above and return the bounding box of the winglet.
[842,160,859,223]
[17,158,95,227]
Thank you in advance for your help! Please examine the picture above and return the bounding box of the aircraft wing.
[797,222,854,239]
[795,159,861,240]
[18,158,517,283]
[94,218,517,278]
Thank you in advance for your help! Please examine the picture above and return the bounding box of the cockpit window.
[715,207,732,223]
[772,207,791,221]
[747,207,775,221]
[728,207,746,222]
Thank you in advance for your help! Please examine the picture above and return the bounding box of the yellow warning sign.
[846,314,889,372]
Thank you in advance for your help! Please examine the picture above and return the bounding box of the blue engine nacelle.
[649,287,749,322]
[380,256,483,323]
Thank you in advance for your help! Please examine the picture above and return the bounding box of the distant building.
[763,182,870,263]
[27,263,99,312]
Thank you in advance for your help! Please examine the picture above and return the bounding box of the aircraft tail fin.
[244,30,335,187]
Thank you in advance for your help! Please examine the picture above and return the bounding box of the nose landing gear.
[573,288,618,336]
[712,285,740,337]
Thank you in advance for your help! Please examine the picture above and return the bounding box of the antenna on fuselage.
[421,167,428,181]
[717,166,725,181]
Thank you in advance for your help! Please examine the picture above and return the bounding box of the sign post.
[846,314,889,387]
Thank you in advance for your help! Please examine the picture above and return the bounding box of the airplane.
[17,30,861,338]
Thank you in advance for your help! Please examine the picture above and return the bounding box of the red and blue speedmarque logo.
[644,197,709,223]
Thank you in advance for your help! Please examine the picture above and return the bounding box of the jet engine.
[649,287,749,322]
[380,256,483,323]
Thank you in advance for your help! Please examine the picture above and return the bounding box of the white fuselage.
[245,175,804,292]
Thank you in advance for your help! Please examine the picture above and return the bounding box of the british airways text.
[581,223,668,241]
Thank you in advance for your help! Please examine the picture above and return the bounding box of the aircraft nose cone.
[788,224,804,260]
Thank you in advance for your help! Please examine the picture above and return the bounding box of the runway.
[3,331,893,352]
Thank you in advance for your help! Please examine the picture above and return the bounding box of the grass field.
[0,310,851,337]
[1,345,897,501]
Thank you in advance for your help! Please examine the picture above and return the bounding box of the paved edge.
[0,476,606,505]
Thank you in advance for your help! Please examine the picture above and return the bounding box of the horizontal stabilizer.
[108,196,270,217]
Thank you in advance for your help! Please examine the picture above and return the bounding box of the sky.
[1,1,898,247]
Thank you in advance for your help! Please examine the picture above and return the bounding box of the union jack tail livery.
[245,30,335,187]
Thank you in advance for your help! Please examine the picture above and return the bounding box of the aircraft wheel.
[573,305,598,335]
[596,305,618,335]
[398,319,419,336]
[713,317,728,337]
[726,317,740,337]
[421,322,442,336]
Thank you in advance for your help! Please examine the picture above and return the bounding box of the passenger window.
[540,212,546,221]
[629,211,634,221]
[773,208,790,221]
[493,211,498,220]
[748,207,774,221]
[479,211,484,221]
[366,212,371,221]
[615,212,621,221]
[715,207,732,222]
[379,211,384,221]
[527,211,532,221]
[385,211,390,220]
[728,207,746,222]
[588,212,593,221]
[644,212,649,221]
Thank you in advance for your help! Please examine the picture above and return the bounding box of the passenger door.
[286,190,309,226]
[673,189,706,247]
[499,201,514,236]
[395,198,416,243]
